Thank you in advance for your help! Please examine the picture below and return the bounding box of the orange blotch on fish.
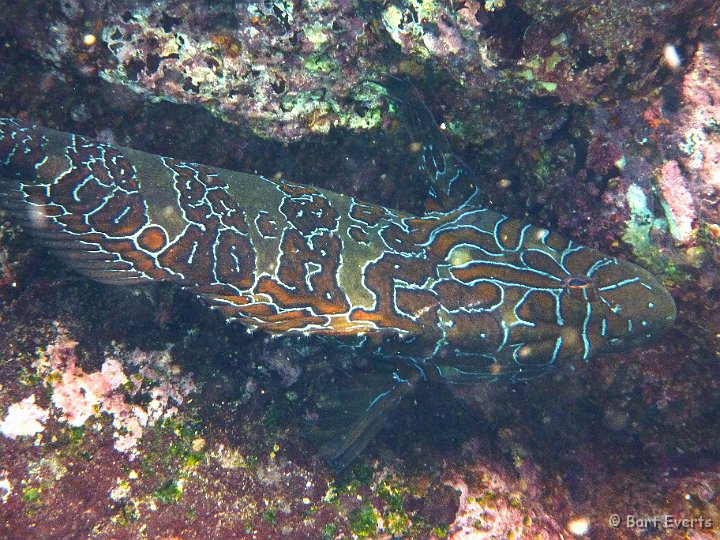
[497,219,522,249]
[124,252,158,275]
[564,275,592,290]
[434,280,502,311]
[256,212,279,238]
[348,225,369,243]
[137,225,168,252]
[452,263,560,289]
[263,316,328,333]
[350,203,388,226]
[430,229,501,259]
[488,363,503,375]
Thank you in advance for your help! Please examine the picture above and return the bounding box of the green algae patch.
[304,53,336,73]
[114,500,141,526]
[335,463,456,538]
[304,23,331,47]
[262,507,278,525]
[153,479,183,504]
[68,426,85,445]
[378,482,405,512]
[21,486,41,503]
[545,52,564,72]
[321,523,338,539]
[622,183,688,282]
[531,150,553,188]
[377,481,413,535]
[343,462,374,490]
[350,502,379,537]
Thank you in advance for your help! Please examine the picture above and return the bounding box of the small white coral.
[0,470,10,504]
[0,395,49,439]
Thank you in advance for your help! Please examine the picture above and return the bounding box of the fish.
[0,88,675,468]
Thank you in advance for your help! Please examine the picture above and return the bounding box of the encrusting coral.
[0,325,197,457]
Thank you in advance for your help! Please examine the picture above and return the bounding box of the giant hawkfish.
[0,84,676,468]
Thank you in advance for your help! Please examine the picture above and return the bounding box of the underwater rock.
[7,0,712,141]
[655,160,696,244]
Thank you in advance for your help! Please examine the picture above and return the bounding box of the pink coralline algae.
[35,326,196,457]
[445,471,564,539]
[46,341,128,427]
[676,41,720,233]
[680,43,720,189]
[0,394,49,440]
[656,160,696,244]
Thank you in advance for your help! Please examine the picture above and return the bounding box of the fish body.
[0,112,676,468]
[0,117,675,382]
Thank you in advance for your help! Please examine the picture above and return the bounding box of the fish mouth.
[594,261,677,350]
[631,263,677,335]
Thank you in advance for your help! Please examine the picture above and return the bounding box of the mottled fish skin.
[0,118,676,382]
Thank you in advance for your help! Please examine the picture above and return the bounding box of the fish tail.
[0,117,158,285]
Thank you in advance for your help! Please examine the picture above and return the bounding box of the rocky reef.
[1,0,720,538]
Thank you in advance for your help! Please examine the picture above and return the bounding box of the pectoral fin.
[434,360,552,384]
[304,362,421,471]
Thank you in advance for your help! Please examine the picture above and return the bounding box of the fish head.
[557,253,677,354]
[435,213,676,377]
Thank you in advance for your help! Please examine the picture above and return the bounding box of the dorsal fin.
[381,76,483,212]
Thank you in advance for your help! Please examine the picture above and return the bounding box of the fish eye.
[564,275,592,290]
